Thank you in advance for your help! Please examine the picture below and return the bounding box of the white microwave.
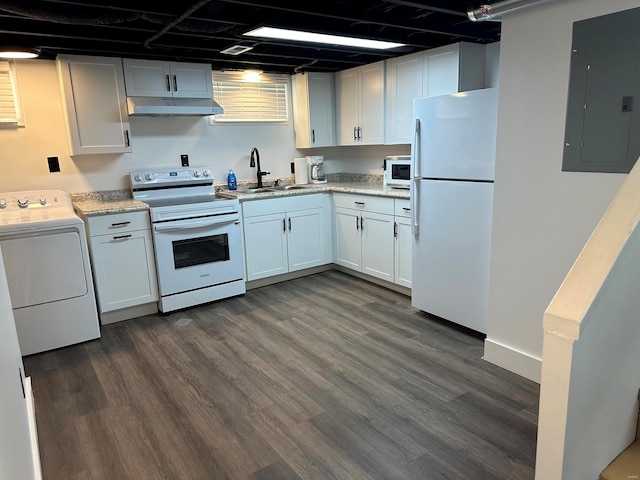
[383,155,411,189]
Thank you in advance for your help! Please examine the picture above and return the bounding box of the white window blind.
[212,71,289,122]
[0,61,20,124]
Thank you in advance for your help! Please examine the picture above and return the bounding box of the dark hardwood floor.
[24,270,539,480]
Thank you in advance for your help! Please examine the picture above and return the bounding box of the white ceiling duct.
[467,0,555,21]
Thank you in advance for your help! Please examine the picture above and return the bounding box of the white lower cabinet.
[86,211,158,322]
[394,199,412,288]
[333,193,395,283]
[242,194,331,281]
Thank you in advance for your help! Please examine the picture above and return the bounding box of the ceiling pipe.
[467,0,554,22]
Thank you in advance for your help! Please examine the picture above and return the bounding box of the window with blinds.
[0,61,22,125]
[212,71,289,123]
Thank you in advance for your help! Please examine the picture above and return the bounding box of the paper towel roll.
[294,157,308,184]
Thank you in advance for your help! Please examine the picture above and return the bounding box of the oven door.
[152,213,244,296]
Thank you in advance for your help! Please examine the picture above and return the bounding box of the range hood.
[126,96,224,116]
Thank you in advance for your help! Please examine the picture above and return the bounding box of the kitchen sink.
[241,185,314,194]
[242,187,277,193]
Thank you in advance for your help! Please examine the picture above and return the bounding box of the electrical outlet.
[291,161,295,174]
[181,154,189,167]
[47,156,60,173]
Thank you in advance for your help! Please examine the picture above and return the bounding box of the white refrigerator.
[410,88,498,334]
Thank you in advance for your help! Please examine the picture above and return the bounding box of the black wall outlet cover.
[181,154,189,166]
[47,156,60,173]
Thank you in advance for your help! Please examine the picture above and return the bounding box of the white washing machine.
[0,190,100,355]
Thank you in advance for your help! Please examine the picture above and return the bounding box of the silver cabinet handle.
[360,216,364,230]
[356,216,359,230]
[111,221,130,227]
[353,126,357,141]
[288,217,292,231]
[172,74,178,92]
[165,74,171,92]
[113,234,132,240]
[124,129,130,147]
[394,222,398,238]
[357,127,362,140]
[312,129,315,143]
[355,201,365,206]
[283,218,286,232]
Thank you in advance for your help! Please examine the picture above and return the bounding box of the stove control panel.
[130,167,213,187]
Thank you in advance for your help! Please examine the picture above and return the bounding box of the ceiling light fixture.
[243,26,404,50]
[0,47,40,59]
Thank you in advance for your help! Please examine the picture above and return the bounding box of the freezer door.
[411,179,493,333]
[412,88,498,181]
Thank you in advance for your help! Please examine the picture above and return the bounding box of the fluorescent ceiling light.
[244,26,404,50]
[0,47,40,59]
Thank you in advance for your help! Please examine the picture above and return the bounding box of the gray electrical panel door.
[563,8,640,173]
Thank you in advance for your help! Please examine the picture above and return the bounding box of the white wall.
[0,60,301,193]
[535,160,640,479]
[484,0,640,382]
[0,249,38,480]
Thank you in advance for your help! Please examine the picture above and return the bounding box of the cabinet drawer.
[88,211,150,236]
[394,199,412,218]
[332,192,394,215]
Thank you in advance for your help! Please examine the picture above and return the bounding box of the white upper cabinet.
[385,52,424,145]
[56,55,132,156]
[336,61,385,145]
[291,72,336,148]
[385,42,490,144]
[122,58,213,98]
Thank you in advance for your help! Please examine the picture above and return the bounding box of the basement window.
[0,61,23,126]
[211,71,289,123]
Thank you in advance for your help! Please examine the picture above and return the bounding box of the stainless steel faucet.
[250,147,270,188]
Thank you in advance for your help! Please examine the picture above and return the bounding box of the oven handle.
[153,214,240,233]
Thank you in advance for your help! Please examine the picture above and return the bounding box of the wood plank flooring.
[23,270,540,480]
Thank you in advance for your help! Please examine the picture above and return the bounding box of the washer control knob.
[17,197,29,208]
[202,170,211,177]
[0,200,6,209]
[193,170,201,178]
[134,174,142,182]
[145,173,154,181]
[39,196,47,205]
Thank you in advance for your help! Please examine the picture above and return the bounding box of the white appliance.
[306,155,327,184]
[410,88,498,334]
[383,155,411,189]
[0,190,101,355]
[130,167,246,313]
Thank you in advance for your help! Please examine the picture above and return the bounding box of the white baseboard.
[483,338,542,383]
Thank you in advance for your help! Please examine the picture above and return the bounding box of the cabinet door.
[122,58,172,97]
[292,73,335,148]
[243,213,288,281]
[361,211,394,282]
[359,61,385,145]
[57,55,132,155]
[287,208,326,272]
[92,229,158,313]
[169,62,213,98]
[425,44,460,97]
[394,216,412,288]
[307,73,335,147]
[336,68,360,145]
[385,53,424,144]
[334,207,362,270]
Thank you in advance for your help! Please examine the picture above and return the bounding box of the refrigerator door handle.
[411,118,420,236]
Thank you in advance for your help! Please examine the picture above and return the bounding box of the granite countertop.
[70,175,409,216]
[219,181,410,201]
[71,191,149,218]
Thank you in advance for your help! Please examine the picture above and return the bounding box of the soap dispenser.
[227,169,237,190]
